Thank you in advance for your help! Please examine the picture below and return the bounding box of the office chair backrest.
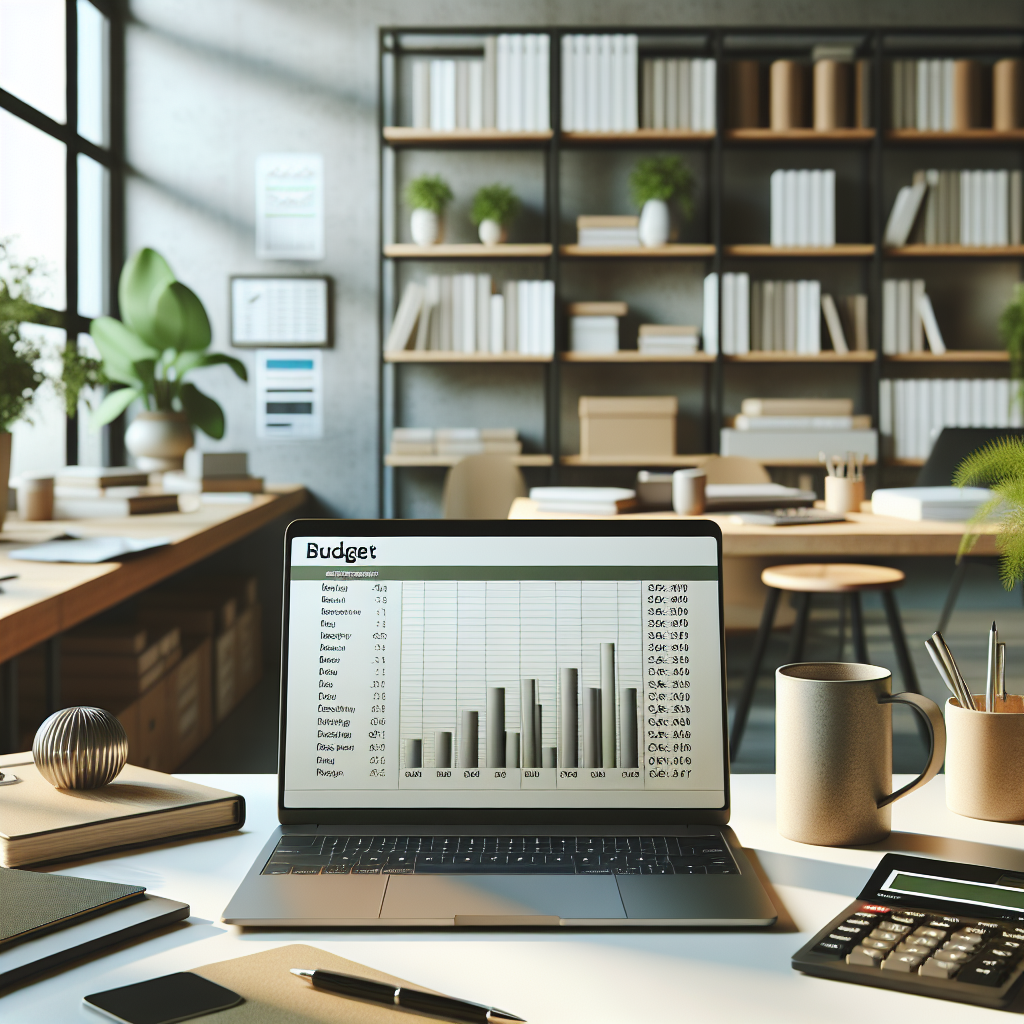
[916,428,1024,486]
[700,455,772,485]
[442,454,528,519]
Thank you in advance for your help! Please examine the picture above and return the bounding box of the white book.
[795,280,807,353]
[896,279,912,354]
[720,428,877,462]
[930,378,944,450]
[997,378,1010,428]
[943,378,957,433]
[518,278,531,353]
[822,169,836,246]
[809,169,823,247]
[770,170,784,246]
[489,293,505,354]
[807,279,821,353]
[736,272,750,353]
[783,170,798,247]
[984,378,998,428]
[443,60,456,131]
[762,280,776,351]
[537,34,550,130]
[883,183,927,247]
[514,35,529,131]
[893,378,905,460]
[610,35,625,131]
[702,273,718,354]
[532,280,545,356]
[721,272,736,355]
[585,35,599,131]
[418,276,440,350]
[1012,170,1023,246]
[455,61,469,129]
[438,275,452,350]
[468,61,484,130]
[574,36,587,133]
[412,61,430,129]
[882,279,897,354]
[996,169,1009,246]
[871,486,994,521]
[972,169,984,247]
[879,379,893,453]
[821,293,849,353]
[503,280,517,351]
[677,58,691,130]
[665,57,678,130]
[942,59,954,131]
[476,274,491,352]
[959,169,970,245]
[916,59,929,129]
[543,280,555,355]
[703,58,716,132]
[795,169,811,246]
[783,280,797,352]
[483,37,497,128]
[915,377,930,459]
[984,168,998,246]
[451,275,463,353]
[624,35,639,131]
[918,292,946,353]
[598,34,612,131]
[929,59,942,131]
[971,378,984,427]
[522,34,537,132]
[430,60,444,130]
[384,282,424,351]
[691,58,704,132]
[561,35,575,130]
[911,278,925,352]
[652,59,666,129]
[957,377,970,427]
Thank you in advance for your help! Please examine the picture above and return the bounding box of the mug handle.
[876,692,947,809]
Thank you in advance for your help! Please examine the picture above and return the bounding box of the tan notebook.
[0,754,244,868]
[191,944,477,1023]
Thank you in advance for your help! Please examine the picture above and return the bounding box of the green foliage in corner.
[629,156,695,219]
[1000,284,1024,404]
[471,184,520,227]
[404,174,453,214]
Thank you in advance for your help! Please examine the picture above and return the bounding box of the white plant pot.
[125,411,194,472]
[638,198,671,248]
[478,219,506,246]
[410,208,442,246]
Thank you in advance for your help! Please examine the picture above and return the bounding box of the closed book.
[720,427,877,461]
[533,500,640,516]
[385,282,423,351]
[820,292,849,353]
[568,301,627,317]
[770,59,805,129]
[883,183,927,247]
[845,293,869,351]
[728,60,760,128]
[882,279,897,354]
[55,466,149,488]
[918,293,946,353]
[638,324,698,336]
[455,60,469,129]
[721,272,736,354]
[952,59,982,130]
[390,442,434,456]
[411,60,430,128]
[392,427,433,443]
[871,486,993,522]
[530,486,637,515]
[503,280,518,352]
[702,58,716,132]
[1012,170,1022,246]
[182,449,247,479]
[702,272,718,354]
[993,59,1022,131]
[740,397,853,416]
[624,34,639,131]
[489,293,504,353]
[637,337,699,354]
[54,493,179,517]
[483,37,497,128]
[896,279,912,354]
[813,59,849,130]
[855,59,870,127]
[734,414,869,430]
[690,57,704,131]
[468,60,483,130]
[652,58,666,129]
[0,755,244,868]
[911,278,925,352]
[162,472,264,494]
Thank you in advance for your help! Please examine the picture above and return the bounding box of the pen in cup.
[924,637,962,705]
[998,642,1006,703]
[930,631,977,711]
[987,621,998,713]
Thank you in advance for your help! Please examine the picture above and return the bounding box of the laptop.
[222,518,777,927]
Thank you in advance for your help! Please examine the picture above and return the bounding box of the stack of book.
[560,35,640,131]
[703,272,753,354]
[390,427,521,457]
[637,324,699,355]
[769,169,836,246]
[752,283,866,353]
[884,169,1023,247]
[161,451,263,495]
[639,57,717,131]
[889,59,1022,131]
[386,276,555,355]
[410,35,550,132]
[882,279,945,354]
[53,467,178,517]
[569,301,626,354]
[721,397,877,462]
[576,215,639,247]
[879,378,1024,462]
[871,487,997,522]
[529,486,639,515]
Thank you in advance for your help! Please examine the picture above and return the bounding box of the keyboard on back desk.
[261,835,739,876]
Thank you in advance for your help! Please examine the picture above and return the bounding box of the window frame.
[0,0,125,464]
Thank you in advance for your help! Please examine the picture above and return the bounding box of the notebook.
[0,755,245,868]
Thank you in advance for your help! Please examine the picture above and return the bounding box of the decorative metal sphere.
[32,707,128,789]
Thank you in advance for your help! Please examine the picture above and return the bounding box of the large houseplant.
[91,249,246,470]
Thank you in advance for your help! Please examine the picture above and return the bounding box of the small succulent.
[404,174,454,214]
[629,156,695,220]
[471,184,520,227]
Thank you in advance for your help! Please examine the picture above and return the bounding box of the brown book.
[952,60,982,130]
[54,467,150,489]
[568,301,628,317]
[994,58,1023,130]
[0,754,244,868]
[843,294,870,351]
[728,60,760,127]
[53,492,179,517]
[855,59,871,128]
[575,215,638,229]
[813,59,850,130]
[770,59,806,129]
[740,397,853,416]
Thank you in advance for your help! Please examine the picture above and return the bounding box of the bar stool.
[729,563,920,760]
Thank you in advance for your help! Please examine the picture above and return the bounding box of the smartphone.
[84,972,243,1024]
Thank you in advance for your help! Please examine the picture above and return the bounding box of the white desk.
[7,773,1024,1023]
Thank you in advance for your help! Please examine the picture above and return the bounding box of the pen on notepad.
[291,968,526,1024]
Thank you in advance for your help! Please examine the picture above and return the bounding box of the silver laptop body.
[223,519,777,927]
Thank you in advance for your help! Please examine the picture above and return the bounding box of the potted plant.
[91,248,247,471]
[405,174,453,246]
[629,156,695,248]
[471,184,520,245]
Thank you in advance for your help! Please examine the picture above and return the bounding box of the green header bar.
[291,565,718,582]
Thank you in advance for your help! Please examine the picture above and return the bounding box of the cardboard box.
[578,396,677,458]
[133,677,169,772]
[213,625,239,724]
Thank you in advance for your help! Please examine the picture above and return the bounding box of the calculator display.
[882,870,1024,913]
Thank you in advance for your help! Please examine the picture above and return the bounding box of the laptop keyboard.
[261,835,739,876]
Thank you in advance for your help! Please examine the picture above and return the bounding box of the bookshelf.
[379,26,1024,518]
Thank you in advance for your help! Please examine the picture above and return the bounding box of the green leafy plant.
[629,156,695,219]
[471,184,520,227]
[404,174,453,214]
[1000,284,1024,404]
[90,248,246,439]
[55,345,107,418]
[956,437,1024,588]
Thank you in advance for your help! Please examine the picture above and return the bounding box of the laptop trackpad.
[380,875,626,924]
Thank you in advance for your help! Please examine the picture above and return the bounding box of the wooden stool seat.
[761,563,906,594]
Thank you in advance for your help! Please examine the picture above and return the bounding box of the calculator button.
[890,915,917,925]
[948,931,983,945]
[958,964,1007,987]
[920,958,962,980]
[988,947,1021,963]
[897,942,936,957]
[813,937,852,957]
[862,937,897,951]
[878,922,910,935]
[933,949,972,963]
[943,941,981,954]
[837,924,868,936]
[882,952,925,972]
[956,926,989,938]
[851,911,879,920]
[997,939,1024,951]
[913,927,947,940]
[847,946,886,967]
[859,905,891,914]
[927,918,959,928]
[903,935,940,950]
[869,929,903,942]
[896,910,928,920]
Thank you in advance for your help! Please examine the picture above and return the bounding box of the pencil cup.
[16,474,53,521]
[945,695,1024,821]
[824,476,864,514]
[672,469,706,515]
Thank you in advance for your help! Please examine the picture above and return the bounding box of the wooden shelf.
[726,128,875,142]
[560,243,715,258]
[724,244,875,258]
[562,454,709,468]
[385,351,552,363]
[888,458,926,467]
[725,351,876,363]
[386,454,553,468]
[560,351,715,363]
[384,243,552,259]
[886,129,1024,143]
[383,128,553,145]
[885,351,1009,362]
[561,129,715,143]
[886,245,1024,258]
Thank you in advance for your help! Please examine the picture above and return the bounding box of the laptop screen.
[280,522,726,813]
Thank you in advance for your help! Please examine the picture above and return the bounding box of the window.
[0,0,122,472]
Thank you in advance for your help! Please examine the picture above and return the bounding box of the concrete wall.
[127,0,1023,518]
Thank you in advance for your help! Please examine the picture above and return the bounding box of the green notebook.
[0,866,145,948]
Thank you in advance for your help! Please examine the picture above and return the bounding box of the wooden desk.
[0,486,307,664]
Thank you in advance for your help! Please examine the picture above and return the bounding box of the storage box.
[235,602,263,699]
[579,396,677,458]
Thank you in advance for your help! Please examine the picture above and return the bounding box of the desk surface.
[8,773,1023,1023]
[508,497,1000,558]
[0,486,307,661]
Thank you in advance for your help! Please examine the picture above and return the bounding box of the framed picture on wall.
[229,276,332,347]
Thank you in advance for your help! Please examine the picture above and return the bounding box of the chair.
[728,563,920,760]
[441,454,527,519]
[918,428,1024,631]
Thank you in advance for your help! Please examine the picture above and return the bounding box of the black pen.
[291,967,526,1024]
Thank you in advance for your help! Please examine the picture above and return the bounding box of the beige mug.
[776,662,946,846]
[672,468,706,515]
[16,474,54,521]
[946,695,1024,821]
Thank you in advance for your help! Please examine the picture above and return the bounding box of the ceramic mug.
[672,468,706,515]
[776,662,946,846]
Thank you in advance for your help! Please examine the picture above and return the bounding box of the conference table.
[9,773,1023,1022]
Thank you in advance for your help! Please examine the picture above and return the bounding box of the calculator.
[792,853,1024,1009]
